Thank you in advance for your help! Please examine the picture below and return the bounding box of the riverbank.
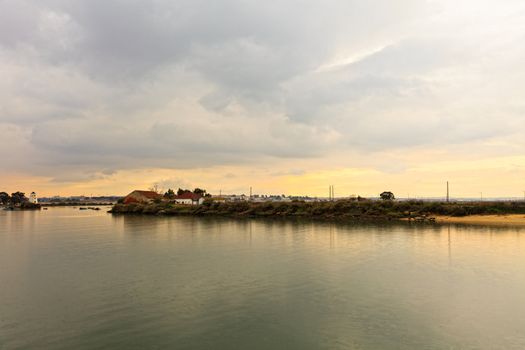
[2,203,41,211]
[110,199,525,223]
[41,202,116,207]
[435,214,525,226]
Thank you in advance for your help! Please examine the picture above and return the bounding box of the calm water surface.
[1,208,525,349]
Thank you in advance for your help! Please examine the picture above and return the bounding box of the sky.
[1,0,525,198]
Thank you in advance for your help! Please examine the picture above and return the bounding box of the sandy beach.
[435,214,525,226]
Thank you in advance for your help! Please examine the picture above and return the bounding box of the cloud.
[1,0,525,185]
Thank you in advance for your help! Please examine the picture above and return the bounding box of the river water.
[1,207,525,349]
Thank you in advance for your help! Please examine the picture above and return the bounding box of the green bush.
[109,199,525,220]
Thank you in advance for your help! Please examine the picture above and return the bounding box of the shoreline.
[434,214,525,226]
[108,200,525,226]
[111,210,525,227]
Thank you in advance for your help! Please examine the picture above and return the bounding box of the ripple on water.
[2,208,525,349]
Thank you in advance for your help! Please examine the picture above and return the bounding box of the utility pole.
[332,185,335,201]
[250,187,252,199]
[446,181,449,203]
[480,192,483,202]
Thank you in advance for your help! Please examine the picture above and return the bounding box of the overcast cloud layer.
[1,0,525,188]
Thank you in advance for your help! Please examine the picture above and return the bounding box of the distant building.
[212,196,227,203]
[174,192,205,205]
[29,192,38,204]
[210,194,251,202]
[123,190,162,204]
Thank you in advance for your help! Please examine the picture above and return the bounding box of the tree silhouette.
[380,191,395,201]
[193,188,207,196]
[164,189,175,199]
[177,188,191,196]
[0,192,10,205]
[11,192,27,205]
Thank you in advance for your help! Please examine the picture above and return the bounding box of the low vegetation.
[109,199,525,222]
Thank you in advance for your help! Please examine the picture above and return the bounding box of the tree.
[0,192,10,205]
[11,192,27,205]
[164,189,175,199]
[149,183,160,194]
[193,188,207,196]
[380,191,395,201]
[177,188,191,196]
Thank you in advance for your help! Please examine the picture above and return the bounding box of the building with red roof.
[174,192,205,205]
[123,190,162,204]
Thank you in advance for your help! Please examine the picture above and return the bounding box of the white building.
[174,193,205,205]
[29,192,38,204]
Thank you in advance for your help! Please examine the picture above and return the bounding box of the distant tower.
[29,192,38,204]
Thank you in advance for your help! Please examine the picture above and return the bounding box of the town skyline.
[4,175,525,201]
[2,1,525,199]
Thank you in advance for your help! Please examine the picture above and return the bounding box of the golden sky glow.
[1,0,524,198]
[4,152,525,198]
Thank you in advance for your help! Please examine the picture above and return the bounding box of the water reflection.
[448,225,452,266]
[1,208,525,349]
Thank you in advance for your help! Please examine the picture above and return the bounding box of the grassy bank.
[109,199,525,222]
